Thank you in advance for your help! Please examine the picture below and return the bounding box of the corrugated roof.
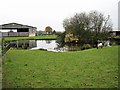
[0,23,37,29]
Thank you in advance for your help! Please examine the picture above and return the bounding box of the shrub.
[81,44,92,50]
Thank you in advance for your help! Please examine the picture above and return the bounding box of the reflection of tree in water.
[64,43,81,51]
[46,40,52,44]
[54,42,81,51]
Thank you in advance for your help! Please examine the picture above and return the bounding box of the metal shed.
[0,23,37,37]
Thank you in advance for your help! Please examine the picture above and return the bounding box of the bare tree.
[89,11,112,38]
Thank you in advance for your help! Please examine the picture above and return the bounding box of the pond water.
[3,39,120,52]
[31,40,65,52]
[4,40,68,52]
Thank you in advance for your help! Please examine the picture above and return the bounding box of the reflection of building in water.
[15,40,37,49]
[29,40,37,48]
[46,40,52,44]
[104,40,110,46]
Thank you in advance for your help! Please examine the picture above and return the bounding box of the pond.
[31,40,67,52]
[3,39,120,52]
[4,40,68,52]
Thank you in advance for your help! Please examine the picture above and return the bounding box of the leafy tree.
[56,31,66,46]
[45,26,52,34]
[62,11,112,46]
[64,33,79,43]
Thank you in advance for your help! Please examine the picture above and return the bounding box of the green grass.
[2,46,119,88]
[3,35,57,41]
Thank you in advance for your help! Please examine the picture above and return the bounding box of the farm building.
[109,30,120,36]
[0,23,37,37]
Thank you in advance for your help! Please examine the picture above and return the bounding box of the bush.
[81,44,92,50]
[56,32,66,44]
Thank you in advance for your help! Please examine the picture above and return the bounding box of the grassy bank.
[3,35,57,41]
[2,46,119,88]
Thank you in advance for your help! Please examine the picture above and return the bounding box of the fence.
[2,43,11,56]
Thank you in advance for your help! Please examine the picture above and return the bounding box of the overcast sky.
[0,0,119,31]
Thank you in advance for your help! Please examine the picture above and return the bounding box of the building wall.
[1,29,36,37]
[2,32,29,37]
[29,28,36,36]
[110,31,120,36]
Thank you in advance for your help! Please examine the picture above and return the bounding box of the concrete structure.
[0,23,37,37]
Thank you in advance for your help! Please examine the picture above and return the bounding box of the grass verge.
[3,35,57,41]
[2,46,119,88]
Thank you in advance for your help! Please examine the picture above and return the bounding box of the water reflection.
[5,40,37,49]
[3,39,120,52]
[31,40,59,51]
[46,40,52,44]
[16,40,37,49]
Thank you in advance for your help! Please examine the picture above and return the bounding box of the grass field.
[2,46,119,88]
[3,35,57,41]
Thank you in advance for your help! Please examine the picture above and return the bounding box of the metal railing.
[2,43,11,56]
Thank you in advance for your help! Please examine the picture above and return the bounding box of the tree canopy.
[62,11,112,45]
[45,26,52,34]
